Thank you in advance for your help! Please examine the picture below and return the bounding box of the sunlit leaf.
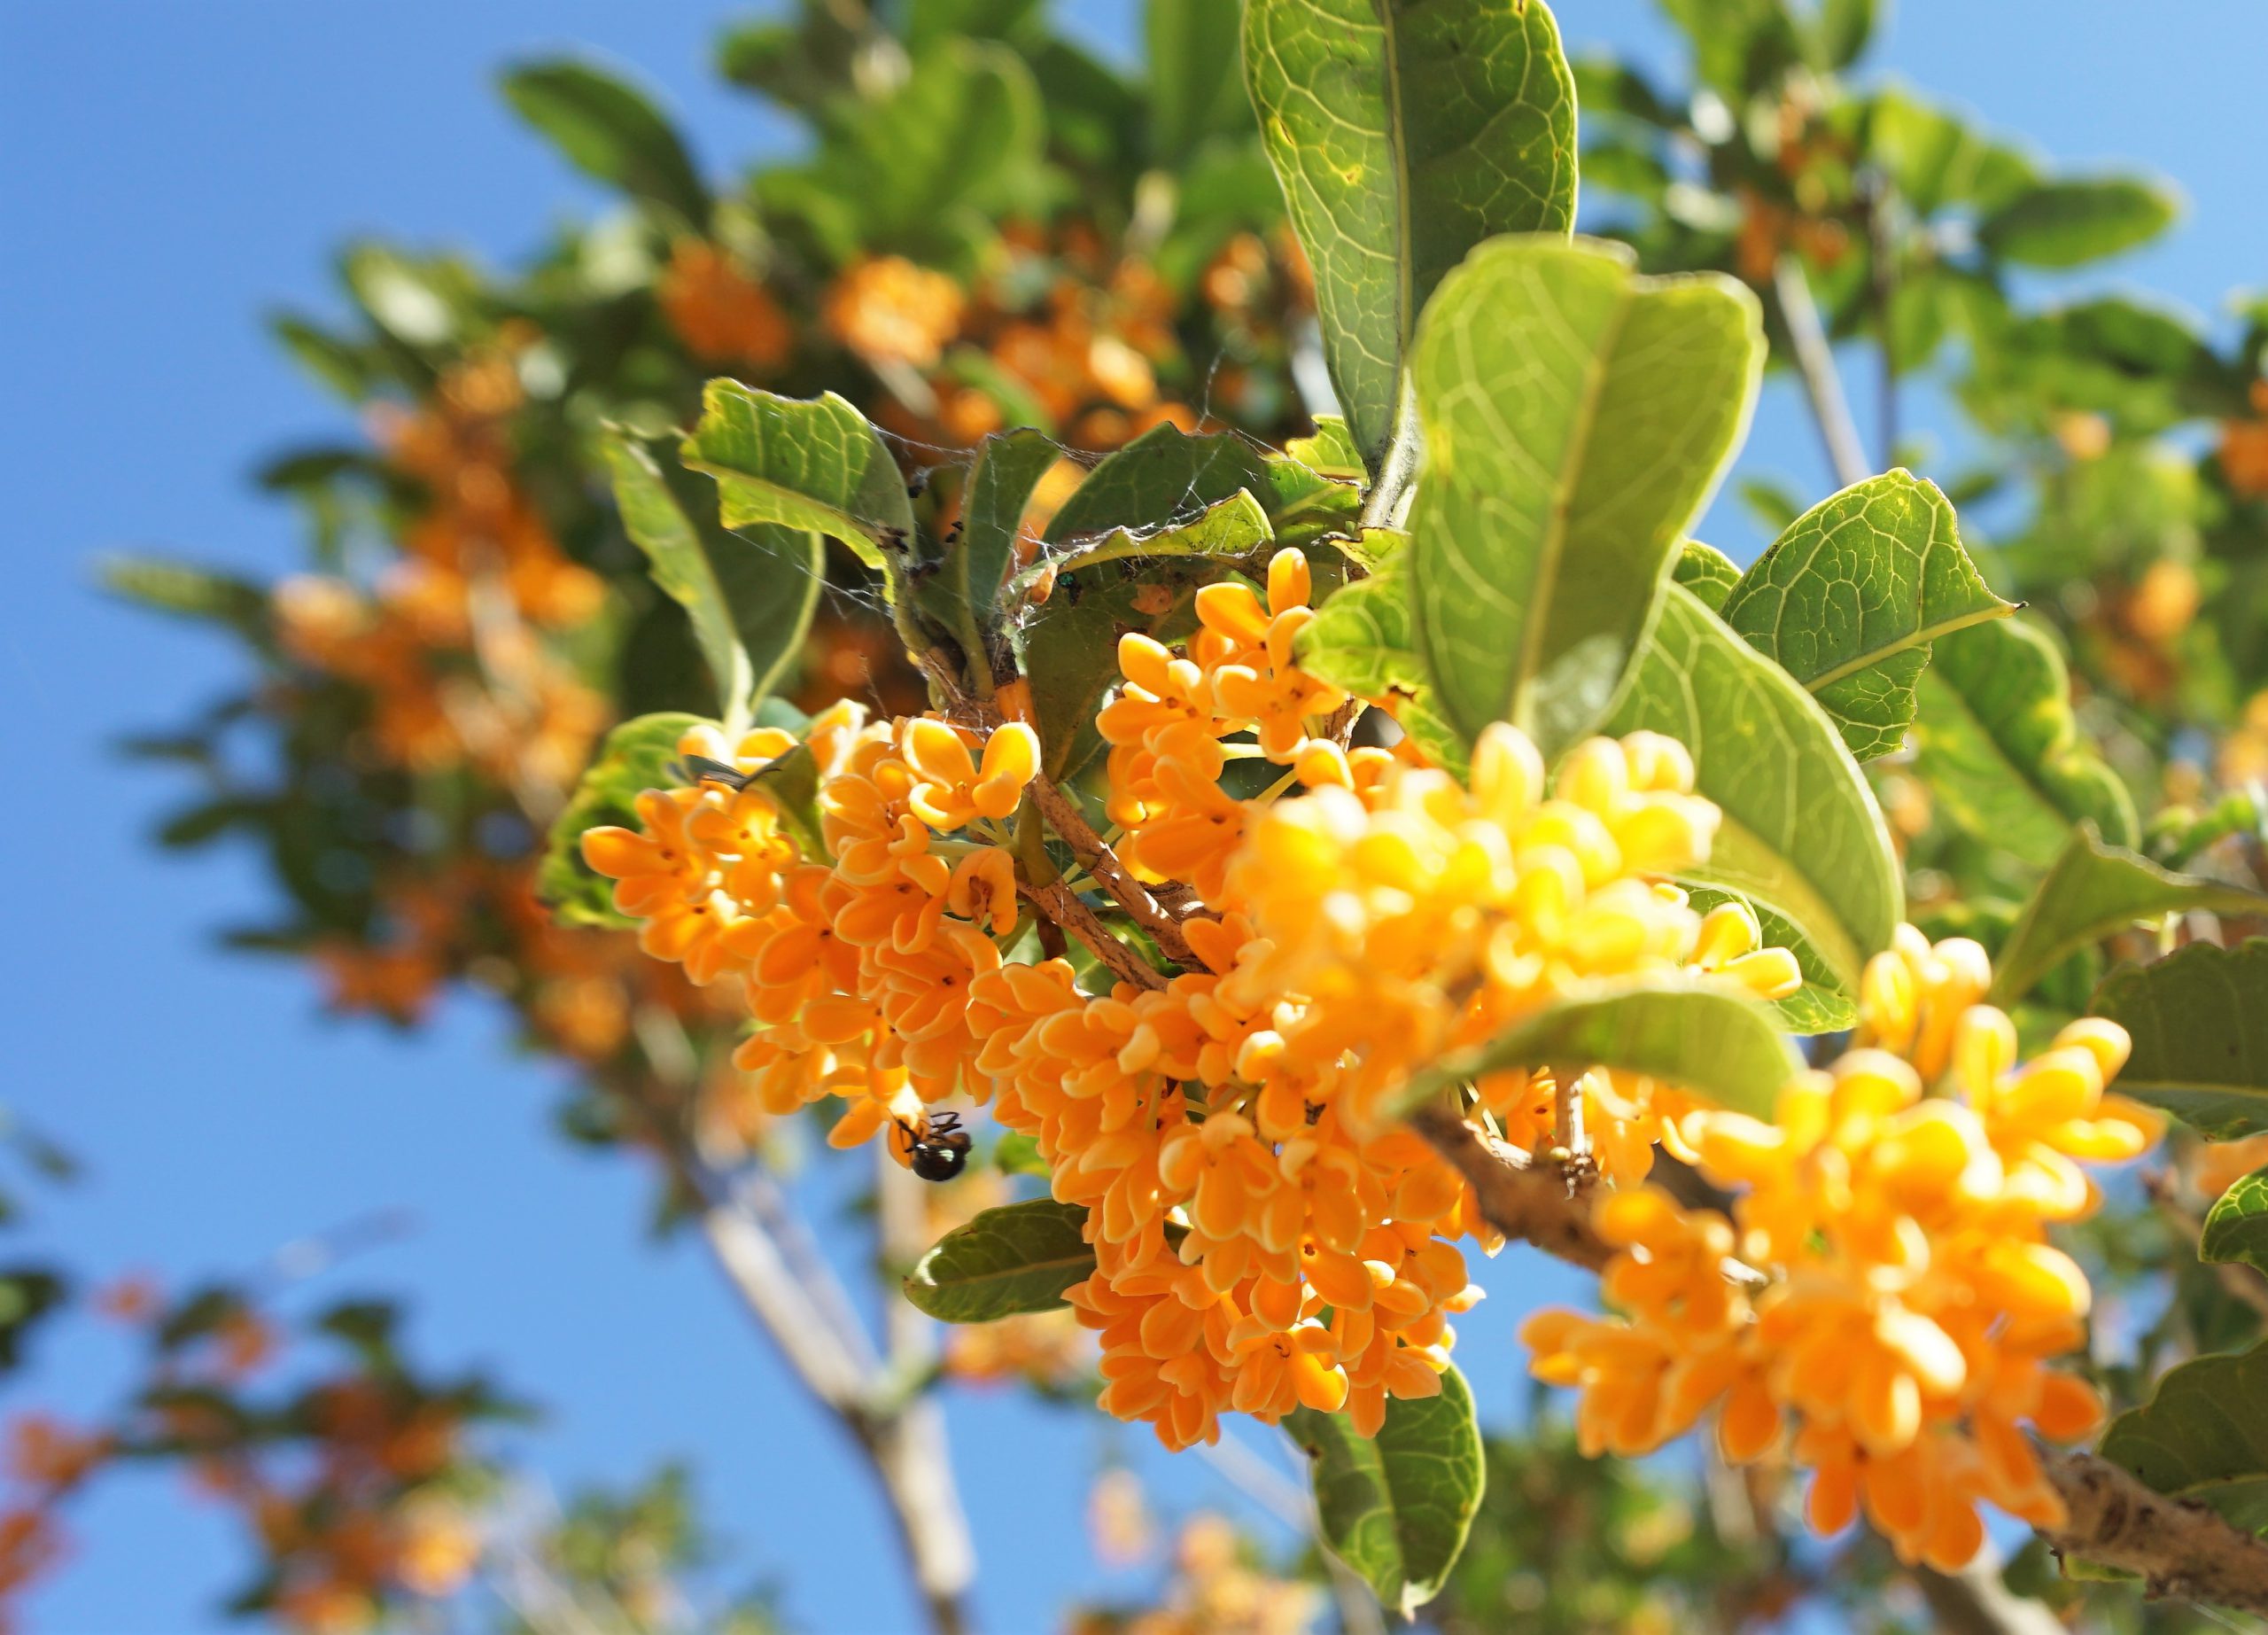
[1286,1362,1485,1617]
[1912,615,2139,868]
[1295,555,1468,775]
[1721,471,2015,761]
[1388,977,1796,1122]
[680,384,913,572]
[1673,541,1742,613]
[1244,0,1577,469]
[2203,1165,2268,1278]
[1410,237,1762,759]
[1604,583,1901,997]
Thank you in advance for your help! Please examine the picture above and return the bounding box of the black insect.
[1060,572,1084,606]
[906,470,930,500]
[905,1111,973,1182]
[680,755,754,791]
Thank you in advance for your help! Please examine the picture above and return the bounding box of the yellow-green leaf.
[1410,237,1762,759]
[2092,939,2268,1140]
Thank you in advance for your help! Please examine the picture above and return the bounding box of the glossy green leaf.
[1044,424,1271,545]
[1867,89,2037,218]
[1992,829,2268,1005]
[1294,556,1468,775]
[602,433,821,719]
[742,742,827,862]
[500,59,709,225]
[340,244,476,350]
[1673,541,1742,613]
[1146,0,1252,165]
[1912,616,2139,867]
[2099,1339,2268,1534]
[1604,583,1902,996]
[101,556,270,646]
[680,384,913,572]
[1388,977,1795,1122]
[1720,471,2015,761]
[1013,490,1273,600]
[540,712,705,930]
[1285,416,1366,481]
[1684,887,1859,1034]
[1658,0,1802,97]
[2203,1165,2268,1279]
[1410,237,1761,758]
[1243,0,1577,469]
[1979,177,2178,270]
[2093,940,2268,1140]
[1285,1362,1485,1617]
[901,1199,1095,1322]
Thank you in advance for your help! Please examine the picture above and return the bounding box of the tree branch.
[1016,873,1167,992]
[1410,1105,2268,1616]
[1024,772,1208,970]
[1773,254,1870,492]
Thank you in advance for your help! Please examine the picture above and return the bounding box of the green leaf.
[1674,541,1742,613]
[764,41,1044,264]
[908,0,1044,50]
[602,433,821,720]
[1979,177,2178,270]
[1243,0,1578,469]
[1146,0,1252,165]
[2203,1166,2268,1279]
[1388,978,1795,1122]
[1867,89,2038,218]
[901,1199,1096,1322]
[917,429,1064,696]
[1685,886,1859,1033]
[101,556,270,645]
[339,244,475,350]
[1014,490,1275,600]
[1658,0,1803,97]
[1285,1362,1485,1617]
[1285,416,1367,482]
[742,743,827,861]
[1991,829,2268,1006]
[2092,940,2268,1140]
[540,713,704,930]
[1294,557,1468,775]
[1410,237,1763,759]
[1604,582,1901,997]
[1042,423,1270,545]
[2099,1339,2268,1534]
[1912,616,2139,868]
[1720,471,2015,761]
[1814,0,1876,67]
[500,59,708,225]
[681,384,913,572]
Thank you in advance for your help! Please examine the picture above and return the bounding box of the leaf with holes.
[1243,0,1577,471]
[1410,237,1762,759]
[2093,940,2268,1140]
[1912,615,2138,868]
[1991,829,2267,1005]
[680,384,913,572]
[1604,582,1901,1000]
[902,1199,1096,1322]
[1720,471,2014,761]
[1286,1361,1485,1616]
[1386,977,1795,1122]
[540,713,705,930]
[603,432,821,720]
[2099,1339,2268,1534]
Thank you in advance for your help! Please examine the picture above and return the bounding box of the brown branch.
[1411,1103,2268,1618]
[1016,875,1166,992]
[1025,772,1208,970]
[2043,1452,2268,1615]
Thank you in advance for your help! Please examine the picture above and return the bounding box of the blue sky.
[1,3,2262,1631]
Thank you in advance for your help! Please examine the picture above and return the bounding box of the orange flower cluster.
[1523,928,2163,1571]
[658,237,795,374]
[273,345,607,793]
[1068,1512,1322,1635]
[2221,379,2268,499]
[584,548,1803,1455]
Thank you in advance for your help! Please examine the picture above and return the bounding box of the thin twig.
[1016,874,1167,991]
[1773,254,1870,491]
[1026,773,1208,970]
